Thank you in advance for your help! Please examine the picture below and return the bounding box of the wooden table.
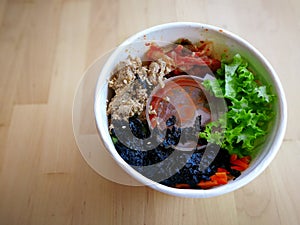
[0,0,299,224]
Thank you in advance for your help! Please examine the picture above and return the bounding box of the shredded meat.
[108,56,142,91]
[107,56,172,122]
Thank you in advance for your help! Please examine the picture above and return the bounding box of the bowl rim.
[94,22,287,198]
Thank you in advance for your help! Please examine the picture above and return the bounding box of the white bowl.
[94,22,287,198]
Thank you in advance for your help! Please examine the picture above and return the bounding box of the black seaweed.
[110,115,241,189]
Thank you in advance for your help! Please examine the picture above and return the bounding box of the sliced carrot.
[231,165,246,171]
[197,180,218,189]
[210,172,228,185]
[240,156,251,164]
[231,159,249,170]
[175,183,191,189]
[217,167,230,174]
[230,154,238,162]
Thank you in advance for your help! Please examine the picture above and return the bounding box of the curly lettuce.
[200,54,275,157]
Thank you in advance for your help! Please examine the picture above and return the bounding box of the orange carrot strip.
[210,172,228,184]
[231,165,246,171]
[197,180,219,189]
[231,159,249,170]
[240,156,251,164]
[217,167,230,174]
[175,183,191,189]
[230,154,238,162]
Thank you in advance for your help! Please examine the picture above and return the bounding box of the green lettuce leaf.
[200,54,275,157]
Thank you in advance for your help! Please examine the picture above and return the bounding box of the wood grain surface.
[0,0,299,224]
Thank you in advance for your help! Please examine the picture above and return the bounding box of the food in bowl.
[105,38,275,189]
